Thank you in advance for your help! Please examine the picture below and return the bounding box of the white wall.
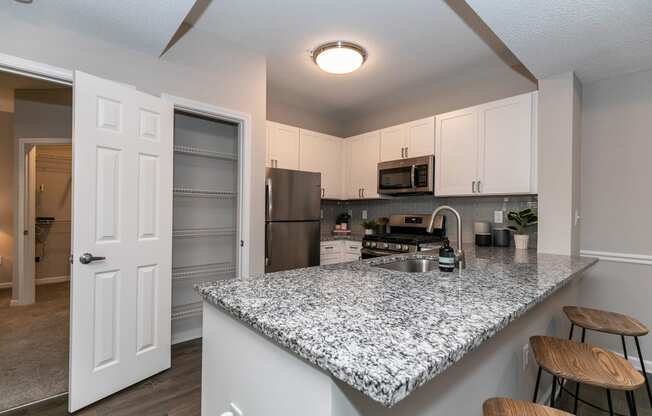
[0,100,14,286]
[579,68,652,356]
[0,12,267,276]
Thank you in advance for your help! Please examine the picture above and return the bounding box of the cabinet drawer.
[320,253,342,265]
[343,241,362,255]
[341,254,360,263]
[320,241,341,255]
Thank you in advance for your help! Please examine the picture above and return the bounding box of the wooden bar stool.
[564,306,652,412]
[530,336,644,416]
[483,397,573,416]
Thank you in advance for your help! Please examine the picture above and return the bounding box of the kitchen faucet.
[427,205,466,269]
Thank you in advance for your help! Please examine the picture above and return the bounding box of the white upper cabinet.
[299,129,343,199]
[380,125,406,162]
[380,116,435,162]
[266,121,300,170]
[405,116,435,159]
[345,131,381,199]
[435,108,480,196]
[435,92,537,196]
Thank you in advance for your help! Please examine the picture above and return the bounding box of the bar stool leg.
[571,328,587,413]
[606,389,614,416]
[626,391,639,416]
[551,375,558,408]
[634,336,652,409]
[569,323,575,340]
[581,328,586,343]
[622,335,629,359]
[533,366,542,402]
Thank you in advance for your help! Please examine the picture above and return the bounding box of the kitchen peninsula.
[197,246,597,416]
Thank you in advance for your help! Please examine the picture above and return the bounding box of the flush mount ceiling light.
[311,41,367,74]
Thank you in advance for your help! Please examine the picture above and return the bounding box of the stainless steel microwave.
[377,155,435,195]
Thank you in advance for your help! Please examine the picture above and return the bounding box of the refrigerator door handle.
[265,223,271,267]
[266,176,273,220]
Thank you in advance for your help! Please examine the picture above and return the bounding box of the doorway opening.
[0,72,72,412]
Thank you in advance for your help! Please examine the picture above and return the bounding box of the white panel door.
[478,93,533,194]
[405,116,435,158]
[268,121,300,170]
[380,125,406,162]
[69,71,173,412]
[347,131,380,199]
[435,108,479,196]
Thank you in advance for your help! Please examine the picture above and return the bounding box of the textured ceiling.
[190,0,501,118]
[465,0,652,83]
[4,0,197,56]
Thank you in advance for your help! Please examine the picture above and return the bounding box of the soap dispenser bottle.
[438,238,455,272]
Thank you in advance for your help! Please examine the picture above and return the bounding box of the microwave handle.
[410,165,416,188]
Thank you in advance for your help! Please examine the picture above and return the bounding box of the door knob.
[79,253,106,264]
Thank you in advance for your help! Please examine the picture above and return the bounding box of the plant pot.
[364,229,374,235]
[514,234,529,250]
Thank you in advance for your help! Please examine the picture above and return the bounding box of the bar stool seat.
[483,397,573,416]
[564,306,649,337]
[531,336,644,391]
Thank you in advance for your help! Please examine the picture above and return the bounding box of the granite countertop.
[197,245,597,407]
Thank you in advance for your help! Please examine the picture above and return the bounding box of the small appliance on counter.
[493,228,512,247]
[474,221,492,247]
[360,213,446,259]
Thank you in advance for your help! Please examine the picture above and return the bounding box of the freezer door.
[266,168,321,221]
[265,221,320,273]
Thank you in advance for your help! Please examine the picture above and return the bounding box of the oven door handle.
[361,248,393,257]
[410,165,416,188]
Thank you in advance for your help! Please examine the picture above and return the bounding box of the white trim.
[171,326,202,345]
[15,138,72,306]
[161,93,252,280]
[580,250,652,266]
[0,281,11,289]
[0,52,73,85]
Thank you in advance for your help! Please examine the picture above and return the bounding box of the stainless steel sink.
[375,258,439,273]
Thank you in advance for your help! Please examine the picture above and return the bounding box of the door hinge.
[240,240,244,247]
[69,254,74,264]
[23,230,28,236]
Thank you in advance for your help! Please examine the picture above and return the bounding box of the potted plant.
[361,220,377,235]
[336,212,351,230]
[507,208,538,249]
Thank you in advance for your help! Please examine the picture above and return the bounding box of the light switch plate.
[494,211,504,224]
[362,210,368,219]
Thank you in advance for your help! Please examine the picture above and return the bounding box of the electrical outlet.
[522,344,529,371]
[362,210,368,219]
[494,211,504,224]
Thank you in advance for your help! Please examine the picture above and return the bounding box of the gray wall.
[267,92,345,137]
[322,195,538,247]
[0,12,267,276]
[0,109,14,285]
[14,89,72,138]
[578,68,652,357]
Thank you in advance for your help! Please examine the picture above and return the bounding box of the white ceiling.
[191,0,501,117]
[4,0,197,56]
[465,0,652,83]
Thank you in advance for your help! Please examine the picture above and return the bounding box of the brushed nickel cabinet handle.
[472,181,476,193]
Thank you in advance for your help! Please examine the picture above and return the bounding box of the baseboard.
[172,326,202,345]
[0,281,11,289]
[36,275,69,285]
[580,250,652,266]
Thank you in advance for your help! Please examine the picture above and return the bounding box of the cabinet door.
[405,116,435,158]
[300,130,342,199]
[268,122,300,170]
[435,108,479,196]
[380,125,406,162]
[478,93,533,195]
[347,131,380,199]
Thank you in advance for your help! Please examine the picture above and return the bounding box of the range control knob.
[382,243,389,249]
[371,242,377,248]
[402,245,409,251]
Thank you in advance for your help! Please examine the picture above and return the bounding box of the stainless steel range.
[360,214,446,259]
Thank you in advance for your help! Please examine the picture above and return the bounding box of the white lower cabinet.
[320,240,361,265]
[346,131,381,199]
[435,92,537,196]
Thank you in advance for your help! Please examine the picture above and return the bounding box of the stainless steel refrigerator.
[265,168,321,273]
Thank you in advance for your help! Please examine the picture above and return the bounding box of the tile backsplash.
[322,194,538,247]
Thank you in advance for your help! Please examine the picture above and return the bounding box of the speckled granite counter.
[197,246,597,407]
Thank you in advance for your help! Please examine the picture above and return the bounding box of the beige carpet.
[0,283,69,412]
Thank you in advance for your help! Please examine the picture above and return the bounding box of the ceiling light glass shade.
[312,41,367,74]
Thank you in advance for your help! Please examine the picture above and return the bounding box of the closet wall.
[171,112,239,343]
